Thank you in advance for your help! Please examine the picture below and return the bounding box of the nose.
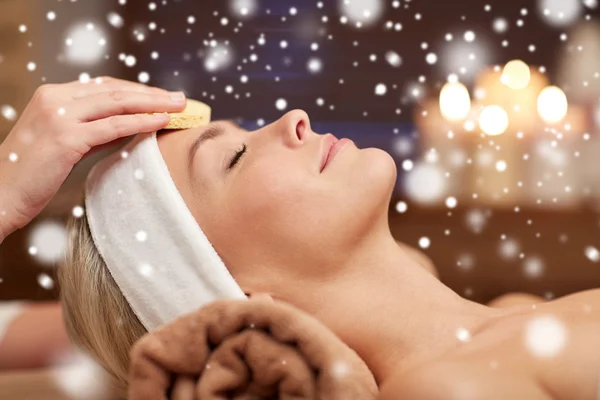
[277,109,311,147]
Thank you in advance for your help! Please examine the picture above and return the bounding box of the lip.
[320,135,352,172]
[320,134,338,173]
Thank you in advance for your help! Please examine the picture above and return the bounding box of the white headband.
[84,131,247,332]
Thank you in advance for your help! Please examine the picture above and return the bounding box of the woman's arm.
[487,292,546,308]
[0,302,75,370]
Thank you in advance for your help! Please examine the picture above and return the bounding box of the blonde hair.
[58,205,147,398]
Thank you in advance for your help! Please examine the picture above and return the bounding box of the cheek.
[227,160,322,236]
[237,162,307,213]
[211,163,315,270]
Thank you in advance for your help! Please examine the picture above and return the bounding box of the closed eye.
[228,143,247,169]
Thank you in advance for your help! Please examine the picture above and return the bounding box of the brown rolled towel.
[128,299,378,400]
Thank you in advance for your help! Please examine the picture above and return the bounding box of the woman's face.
[157,110,397,298]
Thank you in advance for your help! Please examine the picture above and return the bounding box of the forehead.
[157,125,204,163]
[156,125,211,212]
[157,119,239,148]
[156,120,237,190]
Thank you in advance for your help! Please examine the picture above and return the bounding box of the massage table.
[0,366,118,400]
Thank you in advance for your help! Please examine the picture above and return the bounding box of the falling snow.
[404,163,446,204]
[395,201,408,213]
[64,23,106,65]
[28,221,67,265]
[456,327,472,342]
[51,351,110,399]
[139,263,154,278]
[499,238,520,260]
[523,256,545,279]
[585,246,600,262]
[1,105,16,121]
[204,43,234,72]
[1,3,599,389]
[38,273,54,290]
[72,206,84,218]
[375,83,387,96]
[275,98,288,111]
[524,315,567,358]
[330,360,351,379]
[107,12,124,28]
[307,58,323,73]
[445,196,457,209]
[385,51,402,67]
[339,0,384,28]
[539,0,583,27]
[138,71,150,83]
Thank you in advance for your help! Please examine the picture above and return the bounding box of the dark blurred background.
[1,0,599,304]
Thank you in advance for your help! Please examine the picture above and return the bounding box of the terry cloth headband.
[84,108,247,331]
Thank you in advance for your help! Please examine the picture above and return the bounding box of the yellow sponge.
[153,99,212,129]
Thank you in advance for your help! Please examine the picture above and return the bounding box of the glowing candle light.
[439,82,471,121]
[537,86,568,124]
[478,105,509,136]
[501,60,531,90]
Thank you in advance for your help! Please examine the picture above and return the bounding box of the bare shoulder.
[547,288,600,310]
[378,291,600,400]
[378,361,551,400]
[534,289,600,399]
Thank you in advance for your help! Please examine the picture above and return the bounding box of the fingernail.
[153,113,169,120]
[170,92,185,102]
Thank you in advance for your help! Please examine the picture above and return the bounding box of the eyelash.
[228,143,247,169]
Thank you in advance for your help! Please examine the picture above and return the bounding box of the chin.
[350,148,397,210]
[336,148,396,242]
[363,147,397,187]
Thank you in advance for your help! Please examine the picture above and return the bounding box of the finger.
[70,90,187,122]
[89,76,172,94]
[67,76,173,99]
[170,375,196,400]
[82,136,132,159]
[82,113,172,149]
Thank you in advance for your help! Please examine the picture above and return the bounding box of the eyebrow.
[187,120,240,176]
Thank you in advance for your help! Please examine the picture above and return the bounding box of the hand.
[0,76,187,239]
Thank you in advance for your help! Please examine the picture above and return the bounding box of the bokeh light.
[52,351,110,400]
[478,105,509,136]
[385,51,402,67]
[537,86,568,124]
[404,163,446,204]
[441,38,490,82]
[501,60,531,90]
[229,0,259,19]
[538,0,582,27]
[523,256,545,278]
[204,43,234,72]
[27,221,67,265]
[1,105,17,121]
[524,315,567,357]
[63,22,107,65]
[439,82,471,121]
[338,0,385,28]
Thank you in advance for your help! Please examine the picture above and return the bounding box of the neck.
[309,227,506,386]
